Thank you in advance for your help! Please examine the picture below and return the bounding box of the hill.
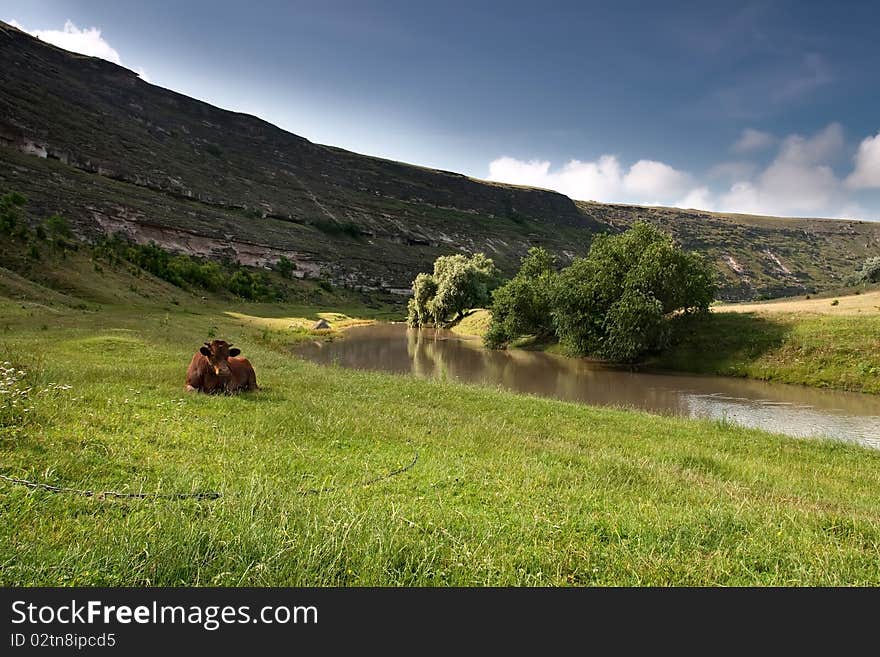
[2,19,879,300]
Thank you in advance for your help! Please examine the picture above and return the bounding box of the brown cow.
[185,340,257,394]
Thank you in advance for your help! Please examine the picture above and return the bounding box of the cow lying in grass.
[185,340,257,393]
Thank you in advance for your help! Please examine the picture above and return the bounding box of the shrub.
[0,192,26,235]
[96,235,281,301]
[275,256,296,279]
[854,256,880,284]
[43,214,72,238]
[312,219,363,238]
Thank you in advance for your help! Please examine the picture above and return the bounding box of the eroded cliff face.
[2,19,879,300]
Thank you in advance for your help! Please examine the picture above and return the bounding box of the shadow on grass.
[652,312,792,374]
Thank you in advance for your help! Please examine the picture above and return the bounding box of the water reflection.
[297,323,880,448]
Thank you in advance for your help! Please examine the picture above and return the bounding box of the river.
[296,323,880,448]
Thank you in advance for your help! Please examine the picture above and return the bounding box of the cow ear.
[200,346,211,357]
[229,348,241,357]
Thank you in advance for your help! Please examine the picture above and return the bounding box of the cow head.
[199,340,241,378]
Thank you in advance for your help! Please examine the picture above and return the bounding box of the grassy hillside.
[3,265,880,586]
[651,289,880,393]
[3,20,880,301]
[577,201,880,300]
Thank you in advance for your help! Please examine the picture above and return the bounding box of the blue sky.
[5,1,880,219]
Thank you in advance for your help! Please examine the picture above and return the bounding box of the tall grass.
[2,298,880,585]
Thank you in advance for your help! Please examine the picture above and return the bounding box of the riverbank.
[451,293,880,394]
[4,291,880,585]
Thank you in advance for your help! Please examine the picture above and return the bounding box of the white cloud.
[486,123,880,221]
[731,128,775,154]
[776,122,843,165]
[846,131,880,189]
[8,19,150,81]
[719,123,844,216]
[487,155,695,205]
[674,187,714,211]
[488,155,623,202]
[623,160,692,198]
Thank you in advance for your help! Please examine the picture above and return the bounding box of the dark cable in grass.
[0,473,221,500]
[0,450,419,500]
[297,450,419,496]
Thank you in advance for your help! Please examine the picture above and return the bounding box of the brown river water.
[296,323,880,448]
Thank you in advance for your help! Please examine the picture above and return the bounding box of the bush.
[312,219,363,238]
[851,256,880,285]
[275,256,296,279]
[0,192,26,235]
[96,235,281,301]
[43,214,72,238]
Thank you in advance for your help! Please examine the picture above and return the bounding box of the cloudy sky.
[5,1,880,220]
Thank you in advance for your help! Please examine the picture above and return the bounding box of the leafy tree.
[484,247,557,348]
[601,289,668,362]
[486,222,716,362]
[407,273,439,327]
[406,253,500,327]
[553,222,716,361]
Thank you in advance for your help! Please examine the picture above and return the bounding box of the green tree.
[851,256,880,284]
[553,222,716,361]
[407,272,439,327]
[484,247,557,348]
[406,253,500,327]
[486,222,716,362]
[601,289,668,361]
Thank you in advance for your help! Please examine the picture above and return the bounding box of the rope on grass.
[0,473,221,500]
[298,450,419,496]
[0,450,419,501]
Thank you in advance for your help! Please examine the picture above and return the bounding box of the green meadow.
[2,253,880,586]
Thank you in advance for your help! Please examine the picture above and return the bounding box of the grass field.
[3,260,880,586]
[652,289,880,393]
[716,288,880,315]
